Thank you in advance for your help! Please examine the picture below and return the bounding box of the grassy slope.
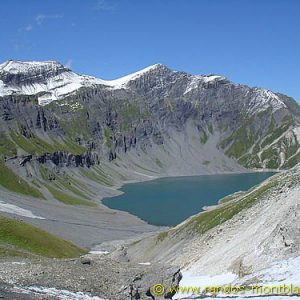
[182,180,274,234]
[156,174,278,244]
[0,244,30,257]
[0,132,17,157]
[0,162,44,198]
[0,215,86,258]
[219,114,298,169]
[79,167,113,187]
[44,183,96,207]
[39,164,95,205]
[10,130,86,156]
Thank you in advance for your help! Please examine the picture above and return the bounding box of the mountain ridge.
[0,59,299,212]
[0,60,291,110]
[0,61,299,292]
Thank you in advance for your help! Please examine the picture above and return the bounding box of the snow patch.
[88,250,109,255]
[0,60,289,115]
[106,64,164,89]
[292,127,300,143]
[184,76,201,95]
[132,171,157,179]
[236,256,300,286]
[202,75,224,83]
[248,88,287,114]
[184,75,225,95]
[174,258,300,299]
[0,61,166,105]
[0,200,45,219]
[138,262,151,266]
[14,286,106,300]
[174,271,237,299]
[0,60,61,74]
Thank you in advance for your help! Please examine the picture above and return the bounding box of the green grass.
[282,136,299,159]
[155,158,163,168]
[0,243,32,257]
[0,132,17,157]
[118,102,151,132]
[39,165,90,197]
[218,114,296,169]
[156,231,169,244]
[61,138,86,155]
[260,122,293,149]
[10,131,44,155]
[68,176,95,195]
[178,180,274,235]
[104,127,113,148]
[282,151,300,169]
[224,126,256,159]
[237,154,261,169]
[121,102,141,122]
[260,147,279,169]
[259,132,299,169]
[39,164,51,181]
[200,131,208,144]
[0,215,86,258]
[80,167,113,187]
[208,123,214,135]
[132,161,158,173]
[57,178,89,199]
[45,183,96,207]
[9,130,86,155]
[129,239,142,246]
[0,162,44,198]
[59,109,91,140]
[218,191,247,204]
[93,167,114,186]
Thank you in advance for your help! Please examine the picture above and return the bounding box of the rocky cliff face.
[0,60,299,201]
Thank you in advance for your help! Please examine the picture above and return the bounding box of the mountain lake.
[102,172,276,226]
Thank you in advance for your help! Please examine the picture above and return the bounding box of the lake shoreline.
[101,170,277,227]
[100,168,280,203]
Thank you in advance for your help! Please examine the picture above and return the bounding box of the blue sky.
[0,0,299,101]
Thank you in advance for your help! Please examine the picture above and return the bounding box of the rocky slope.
[0,254,180,300]
[1,60,300,298]
[122,164,300,291]
[0,60,300,247]
[0,61,300,190]
[0,166,299,300]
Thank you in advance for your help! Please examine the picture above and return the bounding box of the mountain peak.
[0,60,291,115]
[0,60,68,75]
[148,63,168,69]
[105,63,172,89]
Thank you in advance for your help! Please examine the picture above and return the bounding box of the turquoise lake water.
[102,172,276,226]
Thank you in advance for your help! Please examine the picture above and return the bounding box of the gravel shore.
[0,254,178,300]
[0,187,159,249]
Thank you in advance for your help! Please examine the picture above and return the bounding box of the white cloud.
[13,43,20,52]
[35,14,63,25]
[65,59,73,69]
[24,24,33,32]
[18,14,63,34]
[95,0,115,11]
